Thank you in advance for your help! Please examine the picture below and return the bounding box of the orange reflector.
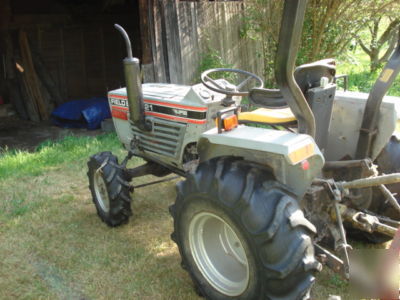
[301,160,310,170]
[288,143,315,165]
[223,114,238,131]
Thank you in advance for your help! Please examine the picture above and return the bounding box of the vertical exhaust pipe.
[114,24,150,131]
[275,0,316,138]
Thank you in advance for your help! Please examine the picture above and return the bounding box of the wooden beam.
[30,43,64,106]
[138,0,153,64]
[19,30,49,120]
[162,0,183,83]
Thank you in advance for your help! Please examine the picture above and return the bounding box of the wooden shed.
[0,0,263,122]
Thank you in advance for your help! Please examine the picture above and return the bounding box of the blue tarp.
[51,97,111,130]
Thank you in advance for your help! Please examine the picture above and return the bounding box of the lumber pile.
[7,30,62,121]
[2,32,62,121]
[10,30,62,121]
[18,30,52,120]
[0,0,63,121]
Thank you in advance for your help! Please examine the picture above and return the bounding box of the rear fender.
[197,126,324,198]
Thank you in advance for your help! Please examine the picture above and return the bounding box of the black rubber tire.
[87,151,132,227]
[170,158,320,300]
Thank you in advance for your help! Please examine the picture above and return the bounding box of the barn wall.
[18,16,140,101]
[2,0,143,119]
[146,1,264,85]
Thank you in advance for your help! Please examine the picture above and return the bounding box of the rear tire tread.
[171,158,319,300]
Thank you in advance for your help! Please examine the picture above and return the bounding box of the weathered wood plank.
[150,0,167,83]
[19,30,49,120]
[30,42,64,106]
[163,0,183,84]
[138,0,153,65]
[170,1,264,84]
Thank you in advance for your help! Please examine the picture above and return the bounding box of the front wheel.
[170,158,320,299]
[87,152,132,227]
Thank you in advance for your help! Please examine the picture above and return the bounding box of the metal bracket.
[215,106,240,134]
[314,243,346,278]
[334,74,349,91]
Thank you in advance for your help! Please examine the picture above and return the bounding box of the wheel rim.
[93,172,110,213]
[189,212,249,296]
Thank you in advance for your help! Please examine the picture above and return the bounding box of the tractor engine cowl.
[123,57,150,131]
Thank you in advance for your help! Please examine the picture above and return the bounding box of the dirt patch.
[0,117,101,151]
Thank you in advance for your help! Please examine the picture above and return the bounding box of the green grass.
[0,134,199,299]
[0,134,122,179]
[337,48,400,97]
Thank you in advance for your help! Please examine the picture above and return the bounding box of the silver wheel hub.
[93,172,110,213]
[189,212,249,296]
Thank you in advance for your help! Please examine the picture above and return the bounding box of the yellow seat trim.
[239,107,296,125]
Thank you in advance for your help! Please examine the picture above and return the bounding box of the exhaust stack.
[114,24,150,131]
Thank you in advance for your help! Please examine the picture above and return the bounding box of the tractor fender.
[197,126,324,199]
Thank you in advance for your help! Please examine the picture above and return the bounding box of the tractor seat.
[239,107,296,125]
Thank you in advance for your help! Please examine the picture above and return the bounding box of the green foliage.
[355,17,400,72]
[196,49,236,83]
[337,49,400,96]
[198,50,230,74]
[242,0,399,84]
[240,0,282,86]
[0,133,122,179]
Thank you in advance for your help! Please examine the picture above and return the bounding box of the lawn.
[0,134,199,299]
[0,133,391,299]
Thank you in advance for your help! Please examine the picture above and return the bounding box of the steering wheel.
[201,68,264,96]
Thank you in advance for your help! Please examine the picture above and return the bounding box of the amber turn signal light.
[223,114,239,131]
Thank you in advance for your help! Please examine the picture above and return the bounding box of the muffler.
[114,24,150,131]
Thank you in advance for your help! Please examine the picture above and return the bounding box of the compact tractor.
[87,0,400,298]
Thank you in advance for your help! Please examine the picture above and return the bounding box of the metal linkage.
[335,204,397,237]
[337,173,400,214]
[379,184,400,214]
[117,152,183,192]
[313,179,351,278]
[132,176,181,190]
[338,173,400,190]
[323,158,373,171]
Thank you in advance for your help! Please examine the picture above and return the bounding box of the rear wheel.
[170,158,320,299]
[87,152,132,227]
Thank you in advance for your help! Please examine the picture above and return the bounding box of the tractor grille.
[131,118,185,158]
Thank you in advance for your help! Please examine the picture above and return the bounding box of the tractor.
[87,0,400,298]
